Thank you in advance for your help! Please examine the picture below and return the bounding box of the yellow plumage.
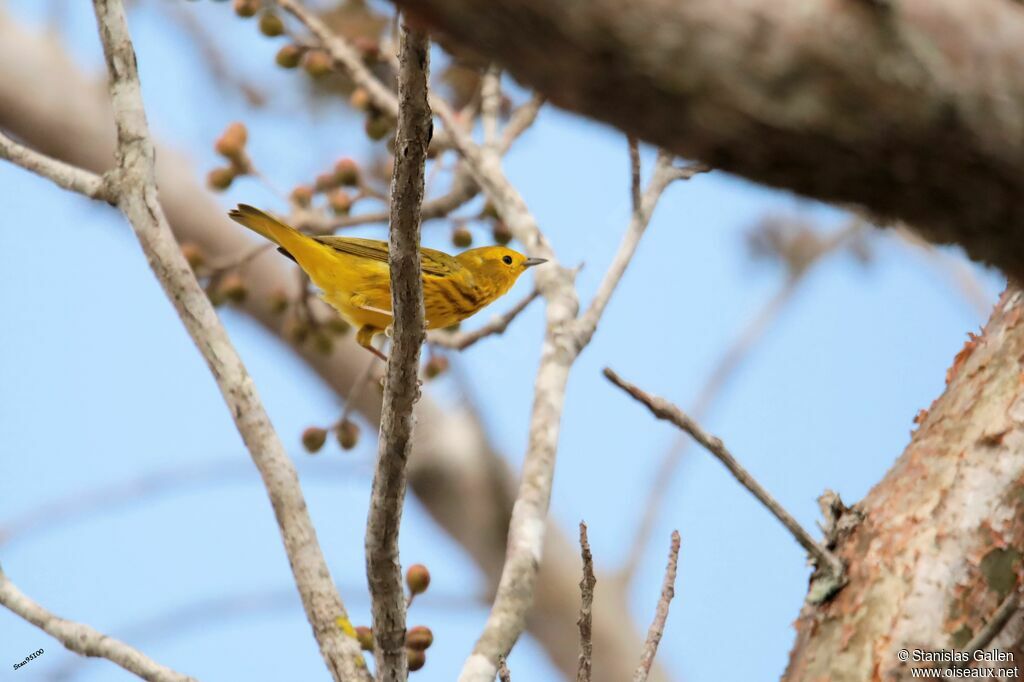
[228,204,545,358]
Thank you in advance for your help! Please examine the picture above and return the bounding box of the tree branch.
[364,23,431,682]
[427,288,540,350]
[0,129,110,200]
[0,566,197,682]
[391,0,1024,280]
[500,93,545,153]
[573,152,706,348]
[603,367,846,595]
[632,531,680,682]
[576,522,596,682]
[619,219,863,585]
[275,0,398,118]
[430,101,685,681]
[0,3,372,680]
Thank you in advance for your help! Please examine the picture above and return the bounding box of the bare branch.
[365,23,431,682]
[892,225,994,318]
[0,567,197,682]
[500,93,545,153]
[603,368,846,590]
[619,218,863,584]
[0,129,110,200]
[65,2,373,679]
[573,153,705,347]
[427,288,540,350]
[305,165,479,233]
[632,531,680,682]
[576,522,596,682]
[275,0,399,119]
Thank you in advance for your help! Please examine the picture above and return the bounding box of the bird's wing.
[314,236,460,277]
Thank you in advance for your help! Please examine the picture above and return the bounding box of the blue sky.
[0,2,1006,681]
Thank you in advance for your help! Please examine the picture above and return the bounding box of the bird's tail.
[228,204,322,267]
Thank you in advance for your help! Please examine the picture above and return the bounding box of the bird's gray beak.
[524,257,548,268]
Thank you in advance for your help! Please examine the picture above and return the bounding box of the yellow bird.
[228,204,546,359]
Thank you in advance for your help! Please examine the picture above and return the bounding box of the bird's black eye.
[502,255,513,265]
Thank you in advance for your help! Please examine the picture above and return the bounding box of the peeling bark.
[785,290,1024,681]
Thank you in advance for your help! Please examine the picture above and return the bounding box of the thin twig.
[573,153,705,347]
[576,522,596,682]
[45,2,371,679]
[427,288,541,350]
[0,129,109,200]
[338,356,380,427]
[619,219,862,585]
[364,23,431,682]
[275,0,398,118]
[0,459,359,550]
[893,225,993,318]
[201,242,274,275]
[301,166,479,234]
[166,3,265,106]
[603,368,845,582]
[632,531,681,682]
[0,567,197,682]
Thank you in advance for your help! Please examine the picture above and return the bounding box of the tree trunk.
[786,289,1024,680]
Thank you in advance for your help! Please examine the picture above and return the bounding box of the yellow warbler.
[228,204,546,359]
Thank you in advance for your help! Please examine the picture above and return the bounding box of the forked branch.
[364,22,432,682]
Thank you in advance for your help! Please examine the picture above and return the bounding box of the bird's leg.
[357,325,388,362]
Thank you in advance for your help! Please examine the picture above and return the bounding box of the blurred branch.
[0,568,197,682]
[308,165,478,233]
[167,3,265,107]
[892,225,993,318]
[433,93,684,678]
[365,23,431,682]
[576,522,596,682]
[603,368,846,595]
[276,0,399,117]
[50,586,481,681]
[632,531,680,682]
[500,93,544,152]
[428,288,540,350]
[481,65,501,150]
[386,0,1024,281]
[619,219,862,585]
